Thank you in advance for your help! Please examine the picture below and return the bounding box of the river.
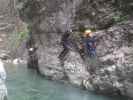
[4,63,127,100]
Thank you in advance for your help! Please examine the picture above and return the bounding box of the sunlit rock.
[0,59,7,100]
[13,59,19,65]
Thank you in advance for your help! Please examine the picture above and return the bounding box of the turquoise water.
[5,63,126,100]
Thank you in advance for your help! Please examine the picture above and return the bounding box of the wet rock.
[82,79,95,91]
[12,58,26,65]
[64,51,89,85]
[123,81,133,98]
[0,53,10,60]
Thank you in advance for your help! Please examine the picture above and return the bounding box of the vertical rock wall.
[17,0,133,98]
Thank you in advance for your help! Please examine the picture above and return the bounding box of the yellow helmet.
[85,29,92,34]
[84,29,92,37]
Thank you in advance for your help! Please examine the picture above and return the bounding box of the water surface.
[5,63,126,100]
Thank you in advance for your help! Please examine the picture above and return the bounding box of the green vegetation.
[14,30,29,47]
[113,15,128,23]
[8,29,29,54]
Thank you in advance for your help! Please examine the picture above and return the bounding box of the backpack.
[86,37,96,51]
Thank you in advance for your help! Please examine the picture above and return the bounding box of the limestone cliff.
[17,0,133,99]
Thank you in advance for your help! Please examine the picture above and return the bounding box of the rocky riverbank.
[17,0,133,99]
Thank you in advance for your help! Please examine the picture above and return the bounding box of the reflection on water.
[5,63,127,100]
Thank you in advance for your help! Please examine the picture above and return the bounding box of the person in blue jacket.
[83,29,97,58]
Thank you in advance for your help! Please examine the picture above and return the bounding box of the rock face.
[17,0,133,98]
[0,0,28,59]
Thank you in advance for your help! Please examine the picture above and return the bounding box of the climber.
[26,35,39,73]
[58,32,70,61]
[82,29,97,58]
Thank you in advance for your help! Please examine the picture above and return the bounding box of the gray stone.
[17,0,133,99]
